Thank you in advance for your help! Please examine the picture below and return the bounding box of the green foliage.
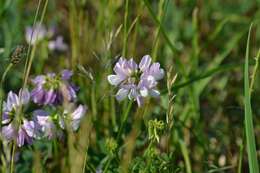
[0,0,259,173]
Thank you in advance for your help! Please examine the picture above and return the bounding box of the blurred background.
[0,0,259,172]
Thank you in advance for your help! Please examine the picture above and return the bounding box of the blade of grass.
[161,61,249,94]
[142,0,185,74]
[122,0,129,57]
[196,30,245,94]
[179,139,192,173]
[244,23,259,173]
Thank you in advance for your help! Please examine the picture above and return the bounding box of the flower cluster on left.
[1,70,87,147]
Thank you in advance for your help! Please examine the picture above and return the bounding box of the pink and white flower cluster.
[107,55,164,106]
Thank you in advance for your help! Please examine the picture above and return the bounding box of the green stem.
[0,63,13,128]
[23,0,42,81]
[23,0,49,89]
[249,49,260,93]
[122,0,129,57]
[103,156,112,173]
[116,101,133,142]
[10,143,16,173]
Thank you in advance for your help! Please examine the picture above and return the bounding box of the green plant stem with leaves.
[244,23,259,173]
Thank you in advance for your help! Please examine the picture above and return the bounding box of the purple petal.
[23,119,36,137]
[149,89,160,97]
[44,89,56,105]
[107,75,125,86]
[2,123,16,141]
[115,88,129,101]
[70,105,87,131]
[139,55,152,72]
[32,75,46,85]
[31,86,45,104]
[127,58,138,72]
[136,96,144,107]
[17,128,25,147]
[148,63,164,80]
[19,88,30,105]
[61,69,73,80]
[71,105,87,120]
[7,91,19,110]
[48,36,68,51]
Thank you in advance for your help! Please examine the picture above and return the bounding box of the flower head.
[107,55,164,106]
[33,110,59,139]
[31,70,77,105]
[25,23,47,45]
[48,36,68,52]
[59,104,87,131]
[1,89,39,147]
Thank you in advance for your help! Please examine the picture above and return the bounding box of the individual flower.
[33,110,59,139]
[48,36,68,52]
[59,104,87,131]
[25,23,47,45]
[1,89,39,147]
[31,69,77,105]
[107,55,164,106]
[34,104,86,139]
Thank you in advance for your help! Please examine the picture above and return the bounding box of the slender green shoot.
[244,23,259,173]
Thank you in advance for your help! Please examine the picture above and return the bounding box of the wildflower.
[33,110,60,139]
[31,69,77,105]
[1,89,39,147]
[59,104,87,131]
[25,23,47,45]
[48,36,68,52]
[107,55,164,106]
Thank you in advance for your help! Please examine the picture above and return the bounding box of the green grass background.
[0,0,259,172]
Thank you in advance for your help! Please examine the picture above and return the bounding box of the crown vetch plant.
[1,70,87,146]
[107,55,164,106]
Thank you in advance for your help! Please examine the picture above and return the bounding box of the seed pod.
[10,45,27,65]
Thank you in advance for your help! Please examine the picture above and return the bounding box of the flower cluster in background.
[107,55,164,106]
[1,70,87,147]
[25,23,68,52]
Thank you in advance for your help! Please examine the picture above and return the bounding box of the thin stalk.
[244,23,259,173]
[91,84,97,121]
[116,101,133,142]
[10,143,16,173]
[249,49,260,93]
[23,0,49,89]
[237,133,244,173]
[82,150,88,173]
[0,63,13,128]
[152,0,167,60]
[122,0,129,57]
[23,0,42,81]
[103,157,112,173]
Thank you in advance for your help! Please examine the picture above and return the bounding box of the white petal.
[139,55,152,72]
[115,88,129,101]
[7,91,19,110]
[71,119,81,131]
[140,87,149,97]
[71,105,86,120]
[107,75,124,86]
[19,88,30,105]
[149,89,160,98]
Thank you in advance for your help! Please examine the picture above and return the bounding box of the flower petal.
[19,88,30,105]
[61,69,73,80]
[149,89,160,97]
[115,88,129,101]
[139,55,152,72]
[107,75,124,86]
